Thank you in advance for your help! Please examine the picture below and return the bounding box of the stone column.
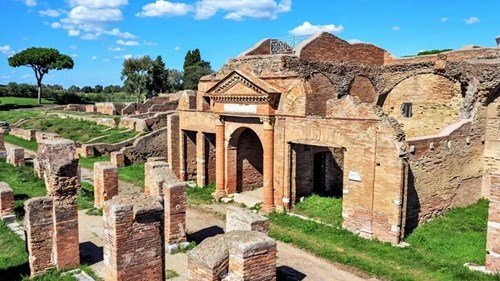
[94,162,119,209]
[486,174,500,272]
[262,118,275,212]
[196,131,206,187]
[215,117,225,198]
[0,182,14,219]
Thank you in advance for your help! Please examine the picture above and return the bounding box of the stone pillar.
[6,147,24,166]
[0,182,14,219]
[110,151,125,167]
[103,194,165,281]
[167,114,181,179]
[164,182,188,253]
[215,117,225,198]
[262,118,275,212]
[0,131,6,158]
[94,162,119,209]
[226,206,269,234]
[196,131,206,187]
[80,144,94,158]
[486,174,500,272]
[39,139,80,270]
[144,158,169,196]
[24,197,55,276]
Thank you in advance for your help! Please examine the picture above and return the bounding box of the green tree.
[94,84,103,93]
[8,47,74,104]
[121,56,153,103]
[167,69,184,92]
[147,55,169,96]
[183,49,212,90]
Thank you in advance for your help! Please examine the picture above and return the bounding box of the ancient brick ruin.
[94,162,119,208]
[0,131,5,158]
[25,139,80,276]
[486,174,500,272]
[103,193,165,281]
[6,147,24,166]
[188,231,276,281]
[0,181,14,220]
[226,206,269,234]
[110,151,125,167]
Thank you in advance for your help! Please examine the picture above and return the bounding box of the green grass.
[0,109,41,124]
[0,160,46,219]
[18,117,137,144]
[417,49,453,56]
[270,199,499,281]
[166,269,180,279]
[78,155,110,170]
[0,221,29,280]
[77,182,95,210]
[187,183,215,205]
[0,97,54,113]
[292,194,342,227]
[4,134,38,151]
[118,163,145,187]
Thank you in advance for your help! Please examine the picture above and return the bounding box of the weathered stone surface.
[110,151,125,167]
[164,182,187,245]
[0,131,5,158]
[94,162,118,208]
[486,174,500,272]
[10,128,36,141]
[6,147,24,166]
[226,206,269,234]
[0,181,14,217]
[188,231,276,281]
[103,193,164,281]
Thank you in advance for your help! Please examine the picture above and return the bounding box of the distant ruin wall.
[121,128,168,165]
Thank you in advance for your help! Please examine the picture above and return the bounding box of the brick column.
[164,182,187,253]
[144,158,169,196]
[94,162,119,208]
[0,182,14,218]
[6,147,24,166]
[486,174,500,272]
[110,151,125,167]
[262,118,274,212]
[196,131,206,187]
[215,117,225,198]
[0,131,6,158]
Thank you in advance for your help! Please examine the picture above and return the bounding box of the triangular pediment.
[206,70,280,100]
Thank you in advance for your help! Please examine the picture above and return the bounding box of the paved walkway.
[5,142,377,281]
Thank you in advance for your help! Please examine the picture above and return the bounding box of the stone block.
[94,162,119,209]
[226,206,269,234]
[110,151,125,167]
[0,182,14,217]
[6,147,24,166]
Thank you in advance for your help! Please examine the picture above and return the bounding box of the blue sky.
[0,0,498,88]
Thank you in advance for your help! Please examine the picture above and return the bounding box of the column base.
[260,204,275,214]
[212,191,227,201]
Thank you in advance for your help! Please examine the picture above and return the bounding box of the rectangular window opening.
[402,102,413,118]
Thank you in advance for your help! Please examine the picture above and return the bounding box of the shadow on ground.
[277,265,307,281]
[80,241,103,266]
[187,225,224,245]
[0,262,30,281]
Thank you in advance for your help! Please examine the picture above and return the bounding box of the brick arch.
[305,73,335,116]
[349,75,377,103]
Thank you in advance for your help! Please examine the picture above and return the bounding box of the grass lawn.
[187,183,215,205]
[4,134,38,151]
[78,155,111,169]
[19,117,136,144]
[0,97,54,111]
[0,109,41,124]
[292,194,342,227]
[270,199,499,281]
[118,163,145,188]
[0,221,29,280]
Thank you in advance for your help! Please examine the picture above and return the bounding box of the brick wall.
[10,128,36,141]
[164,182,187,245]
[103,194,165,281]
[110,151,125,167]
[237,128,263,191]
[94,162,119,209]
[305,73,335,116]
[0,182,14,217]
[0,131,5,158]
[6,147,24,166]
[483,100,500,197]
[486,174,500,272]
[144,158,171,197]
[349,76,377,103]
[382,74,462,137]
[240,39,272,56]
[183,130,197,181]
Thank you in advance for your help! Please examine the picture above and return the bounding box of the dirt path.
[5,142,377,281]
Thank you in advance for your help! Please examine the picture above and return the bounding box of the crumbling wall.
[188,231,276,281]
[121,128,168,165]
[10,128,36,141]
[0,131,5,158]
[226,206,269,234]
[0,182,14,218]
[103,194,165,281]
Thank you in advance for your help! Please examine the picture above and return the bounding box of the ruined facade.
[172,32,500,244]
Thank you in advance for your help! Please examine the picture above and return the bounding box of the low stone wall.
[120,128,168,165]
[79,137,136,158]
[188,231,276,281]
[118,112,171,133]
[95,102,129,116]
[6,147,24,166]
[35,131,60,143]
[10,128,36,141]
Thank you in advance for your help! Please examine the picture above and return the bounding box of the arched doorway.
[227,127,264,194]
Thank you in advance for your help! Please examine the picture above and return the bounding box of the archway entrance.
[227,127,263,194]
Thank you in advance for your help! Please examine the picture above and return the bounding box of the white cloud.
[441,17,448,22]
[0,75,12,80]
[392,26,400,31]
[289,21,343,36]
[21,74,33,79]
[25,0,36,7]
[92,55,98,60]
[114,54,133,60]
[195,0,292,20]
[143,40,157,46]
[81,33,100,40]
[136,0,192,17]
[70,45,78,50]
[68,6,123,23]
[39,9,62,17]
[0,45,15,56]
[102,58,110,62]
[174,46,180,51]
[68,0,128,8]
[103,28,136,39]
[71,53,78,58]
[108,46,124,51]
[465,16,480,24]
[68,29,80,36]
[347,39,362,44]
[50,22,62,28]
[116,39,139,46]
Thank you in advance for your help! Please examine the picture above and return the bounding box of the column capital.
[215,115,225,126]
[260,117,275,130]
